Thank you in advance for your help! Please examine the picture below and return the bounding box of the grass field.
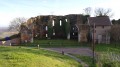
[4,39,120,67]
[69,43,120,67]
[0,46,81,67]
[20,39,89,47]
[69,54,95,67]
[95,44,120,67]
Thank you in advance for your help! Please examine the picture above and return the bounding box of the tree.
[110,25,120,42]
[112,19,120,24]
[83,7,92,16]
[111,19,116,24]
[94,8,113,17]
[9,17,26,31]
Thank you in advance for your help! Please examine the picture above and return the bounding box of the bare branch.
[94,8,113,17]
[8,17,26,32]
[83,7,92,15]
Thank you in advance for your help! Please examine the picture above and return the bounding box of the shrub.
[103,62,114,67]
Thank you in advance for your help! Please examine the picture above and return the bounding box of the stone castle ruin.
[20,14,90,43]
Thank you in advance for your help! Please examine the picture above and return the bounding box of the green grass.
[95,43,120,52]
[69,54,96,67]
[0,46,81,67]
[95,44,120,67]
[20,39,89,47]
[70,43,120,67]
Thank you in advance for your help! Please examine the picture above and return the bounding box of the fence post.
[10,43,11,46]
[62,51,64,55]
[38,44,39,49]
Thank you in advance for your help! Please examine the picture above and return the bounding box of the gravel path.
[45,47,93,57]
[43,47,94,67]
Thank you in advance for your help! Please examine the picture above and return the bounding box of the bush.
[103,62,114,67]
[9,33,20,39]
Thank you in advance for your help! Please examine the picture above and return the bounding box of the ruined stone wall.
[20,14,89,42]
[26,15,68,39]
[20,25,32,43]
[78,25,89,42]
[35,16,51,39]
[11,38,21,45]
[66,14,84,39]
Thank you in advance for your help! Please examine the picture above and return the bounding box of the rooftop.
[88,16,112,26]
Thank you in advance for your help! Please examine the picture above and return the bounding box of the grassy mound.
[0,46,81,67]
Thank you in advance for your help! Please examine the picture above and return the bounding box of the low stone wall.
[11,38,21,45]
[21,34,32,43]
[0,41,2,45]
[0,38,20,46]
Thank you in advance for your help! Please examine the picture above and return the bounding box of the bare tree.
[94,8,113,17]
[83,7,92,15]
[9,17,26,32]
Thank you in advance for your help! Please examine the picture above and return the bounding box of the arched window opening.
[73,27,74,30]
[52,20,55,26]
[46,26,48,31]
[53,32,55,35]
[73,33,74,35]
[53,29,55,35]
[60,20,62,26]
[65,19,68,22]
[46,34,48,37]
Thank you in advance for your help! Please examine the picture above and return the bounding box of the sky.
[0,0,120,27]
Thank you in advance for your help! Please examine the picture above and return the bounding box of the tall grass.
[95,44,120,67]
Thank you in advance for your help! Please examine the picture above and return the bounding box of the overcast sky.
[0,0,120,27]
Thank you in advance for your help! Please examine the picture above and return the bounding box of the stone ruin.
[20,14,89,43]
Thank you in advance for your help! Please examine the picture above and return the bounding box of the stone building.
[20,14,111,43]
[20,23,33,43]
[23,14,86,40]
[88,16,112,44]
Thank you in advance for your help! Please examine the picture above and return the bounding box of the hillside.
[0,27,8,33]
[0,46,81,67]
[0,27,18,38]
[0,31,19,38]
